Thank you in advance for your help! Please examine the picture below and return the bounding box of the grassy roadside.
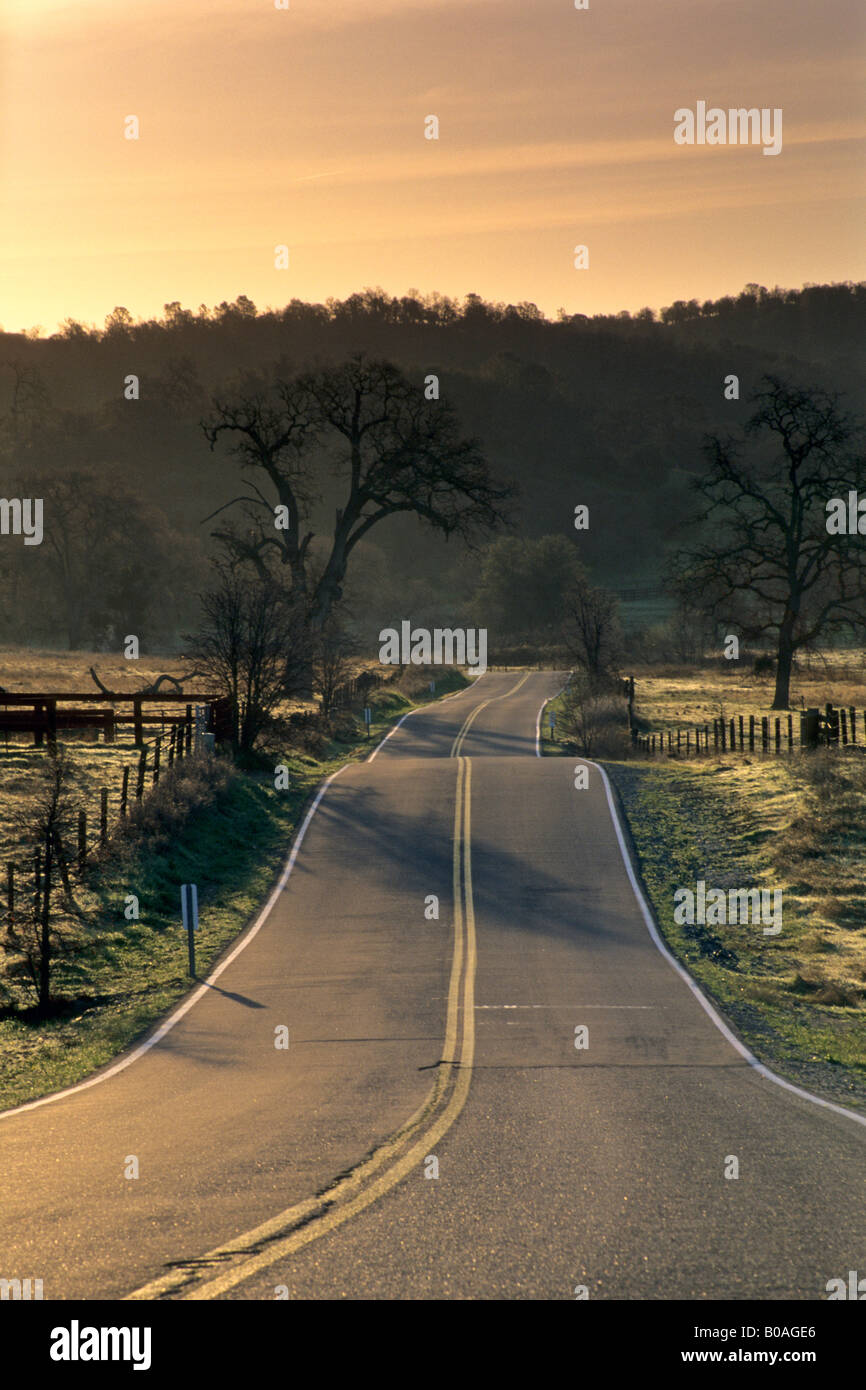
[540,687,866,1111]
[0,670,467,1112]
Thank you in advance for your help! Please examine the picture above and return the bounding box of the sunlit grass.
[541,657,866,1108]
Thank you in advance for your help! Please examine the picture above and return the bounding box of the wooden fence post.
[53,831,72,898]
[120,767,129,818]
[802,708,820,749]
[100,788,108,844]
[133,696,144,746]
[46,699,57,754]
[729,717,735,750]
[168,726,176,768]
[738,715,744,749]
[153,738,161,787]
[762,716,769,751]
[774,717,781,752]
[840,708,849,745]
[787,714,793,750]
[850,707,857,743]
[749,715,755,751]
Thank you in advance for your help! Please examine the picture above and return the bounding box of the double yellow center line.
[450,672,530,756]
[126,759,477,1302]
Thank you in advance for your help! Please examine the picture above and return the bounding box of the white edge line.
[535,689,866,1131]
[535,677,569,757]
[366,707,421,762]
[0,764,350,1121]
[367,672,488,762]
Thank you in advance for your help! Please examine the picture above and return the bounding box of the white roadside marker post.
[181,883,198,977]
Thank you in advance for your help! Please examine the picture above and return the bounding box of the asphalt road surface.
[1,670,863,1301]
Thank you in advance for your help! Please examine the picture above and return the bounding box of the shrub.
[120,756,233,851]
[559,676,630,757]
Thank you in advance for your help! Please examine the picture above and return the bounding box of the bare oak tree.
[671,376,866,708]
[201,354,511,629]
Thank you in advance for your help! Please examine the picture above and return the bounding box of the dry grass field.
[0,649,216,882]
[631,650,866,736]
[628,653,866,994]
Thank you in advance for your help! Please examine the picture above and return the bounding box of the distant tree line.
[1,282,863,653]
[7,280,862,346]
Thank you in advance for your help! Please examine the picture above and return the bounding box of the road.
[0,670,863,1301]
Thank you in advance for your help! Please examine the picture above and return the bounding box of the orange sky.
[2,0,864,333]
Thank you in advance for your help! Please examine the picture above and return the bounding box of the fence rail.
[0,691,224,749]
[0,712,212,936]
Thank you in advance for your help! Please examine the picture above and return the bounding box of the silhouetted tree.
[193,565,309,753]
[564,583,623,683]
[202,354,512,633]
[472,535,585,643]
[671,376,866,708]
[28,468,189,649]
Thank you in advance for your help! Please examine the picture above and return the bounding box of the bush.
[328,710,359,743]
[120,756,233,851]
[559,677,631,757]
